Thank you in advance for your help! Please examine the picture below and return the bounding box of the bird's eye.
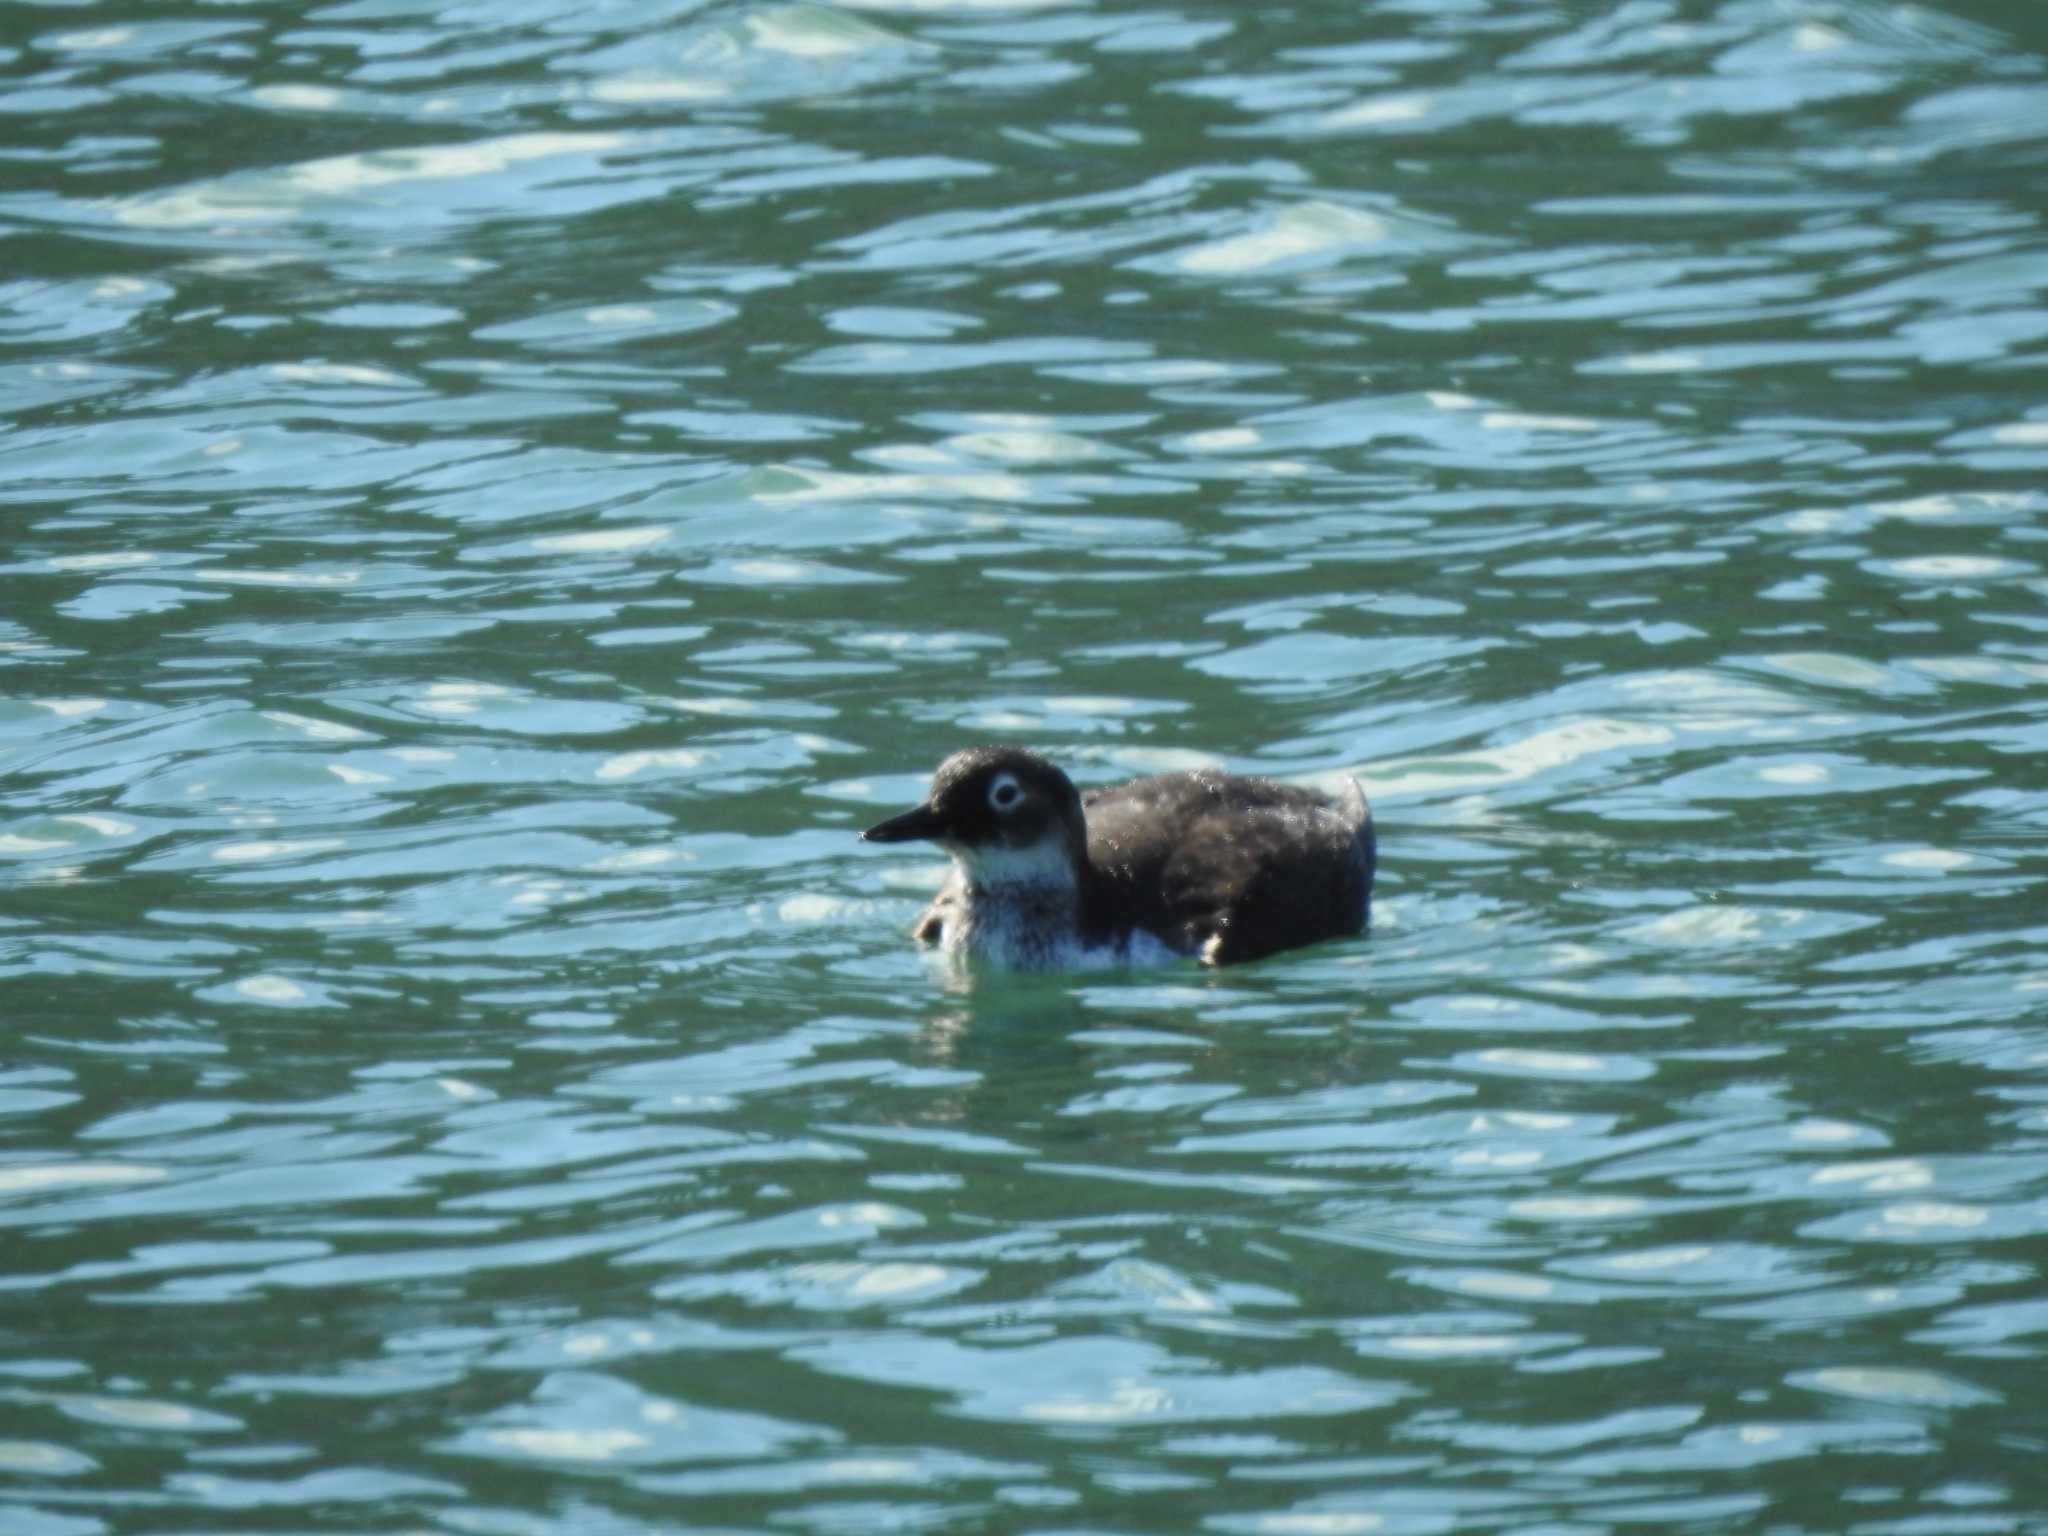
[988,774,1024,812]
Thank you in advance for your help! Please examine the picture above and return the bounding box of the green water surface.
[3,0,2047,1531]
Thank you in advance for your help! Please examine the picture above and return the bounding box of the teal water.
[4,0,2048,1530]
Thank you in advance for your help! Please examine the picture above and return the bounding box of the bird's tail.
[1347,778,1377,928]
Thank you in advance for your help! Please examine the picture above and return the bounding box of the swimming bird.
[861,746,1374,970]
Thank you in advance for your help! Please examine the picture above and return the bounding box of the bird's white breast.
[937,840,1181,971]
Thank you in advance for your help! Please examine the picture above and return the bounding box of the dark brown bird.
[861,746,1374,970]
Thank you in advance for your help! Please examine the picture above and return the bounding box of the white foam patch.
[1023,1380,1171,1423]
[1175,202,1406,274]
[729,558,813,581]
[1884,847,1970,871]
[533,525,670,554]
[273,362,406,387]
[1370,718,1670,796]
[48,550,153,571]
[1100,746,1228,775]
[1764,652,1893,691]
[1183,427,1260,451]
[50,27,133,50]
[1451,1147,1542,1168]
[808,1261,953,1298]
[253,83,342,110]
[1617,352,1701,373]
[1630,906,1761,944]
[1759,762,1829,784]
[745,6,921,58]
[213,839,340,863]
[1481,411,1599,432]
[947,429,1104,462]
[1234,1514,1384,1536]
[117,133,627,227]
[588,848,680,870]
[589,77,729,103]
[1501,1110,1573,1131]
[759,465,1031,503]
[192,567,358,587]
[1476,1048,1606,1075]
[868,443,955,466]
[1789,1120,1863,1143]
[595,749,705,781]
[1782,509,1843,534]
[1811,1159,1933,1191]
[237,975,308,1004]
[0,1442,94,1475]
[55,815,134,837]
[779,893,848,922]
[1605,1245,1710,1272]
[262,710,375,742]
[1870,495,1962,519]
[0,1163,164,1195]
[485,1428,646,1461]
[1323,93,1431,128]
[1797,1367,1999,1407]
[1510,1195,1643,1220]
[1455,1270,1554,1298]
[311,135,626,193]
[418,681,508,716]
[1885,555,2017,579]
[56,1395,225,1431]
[1882,1202,1984,1229]
[1915,657,2048,686]
[0,834,67,854]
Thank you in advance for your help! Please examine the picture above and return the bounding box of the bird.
[860,745,1374,970]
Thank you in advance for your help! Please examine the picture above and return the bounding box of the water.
[4,0,2047,1528]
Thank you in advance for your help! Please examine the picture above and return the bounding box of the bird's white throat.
[935,837,1090,969]
[932,838,1179,970]
[951,837,1080,899]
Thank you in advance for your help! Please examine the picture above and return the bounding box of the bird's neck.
[957,838,1087,912]
[949,833,1108,964]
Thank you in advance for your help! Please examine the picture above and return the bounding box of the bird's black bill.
[861,804,948,844]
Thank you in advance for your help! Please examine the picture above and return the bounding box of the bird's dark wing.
[1084,774,1373,964]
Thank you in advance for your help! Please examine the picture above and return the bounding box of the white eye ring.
[988,773,1024,812]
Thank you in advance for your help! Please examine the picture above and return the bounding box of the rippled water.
[5,0,2048,1529]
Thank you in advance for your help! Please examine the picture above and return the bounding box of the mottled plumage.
[861,746,1375,970]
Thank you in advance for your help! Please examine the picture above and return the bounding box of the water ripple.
[1,0,2045,1529]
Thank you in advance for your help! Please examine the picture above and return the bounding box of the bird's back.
[1082,770,1374,965]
